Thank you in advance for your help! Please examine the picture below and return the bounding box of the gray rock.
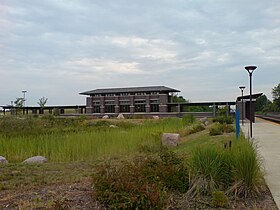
[0,156,8,164]
[102,115,109,119]
[152,116,160,120]
[117,114,125,119]
[200,117,208,126]
[162,133,180,147]
[23,156,48,164]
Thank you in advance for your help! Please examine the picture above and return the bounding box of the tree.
[255,95,270,112]
[272,83,280,109]
[14,98,24,108]
[38,97,48,108]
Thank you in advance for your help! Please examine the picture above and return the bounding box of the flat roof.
[236,93,263,101]
[80,86,180,95]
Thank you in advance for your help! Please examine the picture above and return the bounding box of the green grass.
[0,117,185,162]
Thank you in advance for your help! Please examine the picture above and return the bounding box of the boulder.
[102,115,109,119]
[152,116,160,120]
[0,156,8,164]
[162,133,180,147]
[117,114,125,119]
[200,117,209,126]
[23,156,48,164]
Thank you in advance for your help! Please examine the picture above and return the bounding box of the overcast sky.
[1,0,279,106]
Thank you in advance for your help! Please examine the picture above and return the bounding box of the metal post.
[249,72,253,138]
[245,65,256,139]
[241,89,244,125]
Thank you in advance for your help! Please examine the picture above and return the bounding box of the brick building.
[80,86,180,114]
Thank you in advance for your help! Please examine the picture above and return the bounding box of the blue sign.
[235,109,240,140]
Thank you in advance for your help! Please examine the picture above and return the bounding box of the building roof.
[236,93,263,101]
[80,86,180,95]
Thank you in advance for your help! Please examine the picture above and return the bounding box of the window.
[120,93,129,96]
[93,101,100,105]
[135,104,146,112]
[150,92,159,95]
[93,94,101,97]
[105,93,115,96]
[105,100,115,105]
[93,106,100,113]
[150,99,159,104]
[134,99,146,104]
[120,105,130,113]
[105,105,115,113]
[119,100,130,105]
[150,104,159,112]
[135,92,146,95]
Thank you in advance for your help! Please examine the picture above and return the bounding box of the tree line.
[256,83,280,113]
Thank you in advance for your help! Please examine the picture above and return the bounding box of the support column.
[213,104,216,117]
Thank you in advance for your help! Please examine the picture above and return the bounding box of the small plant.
[209,124,223,136]
[228,137,263,197]
[212,190,228,208]
[182,114,196,125]
[213,116,233,124]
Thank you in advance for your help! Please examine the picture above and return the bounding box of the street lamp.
[22,90,27,107]
[239,86,245,126]
[245,65,257,138]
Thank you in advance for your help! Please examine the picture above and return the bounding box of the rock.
[200,117,208,126]
[162,133,180,147]
[117,114,125,119]
[152,116,160,120]
[0,156,8,164]
[109,124,117,128]
[102,115,109,119]
[23,156,48,164]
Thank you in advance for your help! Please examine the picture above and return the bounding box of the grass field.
[0,115,275,209]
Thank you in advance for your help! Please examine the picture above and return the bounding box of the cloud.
[0,0,280,105]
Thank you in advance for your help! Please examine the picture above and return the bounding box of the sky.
[1,0,280,106]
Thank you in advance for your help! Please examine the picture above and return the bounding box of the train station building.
[79,86,180,114]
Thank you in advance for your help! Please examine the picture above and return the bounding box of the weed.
[213,116,233,124]
[182,114,196,125]
[212,190,228,208]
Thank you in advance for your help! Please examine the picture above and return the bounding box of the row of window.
[92,104,159,113]
[93,99,159,106]
[93,92,160,97]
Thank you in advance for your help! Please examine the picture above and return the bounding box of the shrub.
[209,123,235,136]
[212,190,228,208]
[92,157,168,209]
[188,146,232,196]
[213,116,233,124]
[228,137,263,197]
[182,114,196,125]
[92,149,189,208]
[209,124,223,136]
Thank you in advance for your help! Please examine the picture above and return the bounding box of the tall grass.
[0,117,184,162]
[188,137,263,197]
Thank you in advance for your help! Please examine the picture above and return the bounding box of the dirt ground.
[0,180,278,210]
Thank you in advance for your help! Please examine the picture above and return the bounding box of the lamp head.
[245,66,257,73]
[239,86,246,90]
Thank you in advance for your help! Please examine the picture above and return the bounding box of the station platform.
[241,118,280,208]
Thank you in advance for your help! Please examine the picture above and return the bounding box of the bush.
[209,123,235,136]
[188,146,232,196]
[92,149,189,209]
[213,116,233,124]
[212,190,228,208]
[182,114,196,125]
[229,137,263,197]
[209,124,224,136]
[92,158,167,210]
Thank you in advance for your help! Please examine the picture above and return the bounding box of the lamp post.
[244,66,257,138]
[22,90,27,107]
[239,86,246,126]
